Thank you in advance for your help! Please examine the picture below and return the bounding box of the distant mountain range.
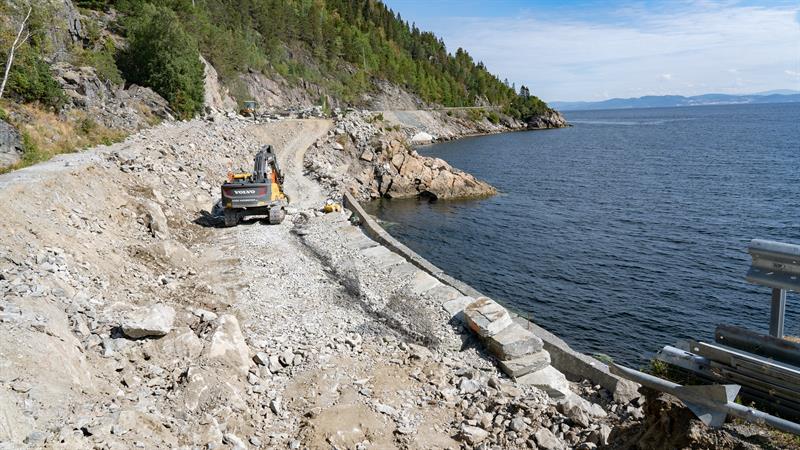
[550,90,800,111]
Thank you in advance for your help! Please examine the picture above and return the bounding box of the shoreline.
[342,191,639,403]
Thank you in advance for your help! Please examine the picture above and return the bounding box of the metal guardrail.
[610,363,800,435]
[642,239,800,434]
[746,239,800,338]
[716,324,800,366]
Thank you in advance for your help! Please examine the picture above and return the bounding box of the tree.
[0,6,31,100]
[117,4,204,118]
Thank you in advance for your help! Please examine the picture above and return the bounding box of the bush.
[117,4,204,119]
[75,39,123,85]
[487,111,500,124]
[4,47,66,109]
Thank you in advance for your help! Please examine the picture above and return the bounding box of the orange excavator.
[220,145,288,226]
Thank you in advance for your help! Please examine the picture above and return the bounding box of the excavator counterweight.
[220,145,288,226]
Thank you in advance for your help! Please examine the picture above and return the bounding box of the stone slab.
[389,262,418,279]
[511,316,640,403]
[443,296,475,322]
[426,284,461,304]
[338,224,363,239]
[499,350,551,378]
[353,236,380,250]
[517,366,570,399]
[361,245,405,268]
[464,297,513,337]
[409,270,441,295]
[486,322,544,360]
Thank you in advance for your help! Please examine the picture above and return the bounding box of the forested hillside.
[0,0,556,170]
[75,0,550,119]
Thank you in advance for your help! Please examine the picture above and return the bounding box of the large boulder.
[410,131,434,144]
[121,304,176,339]
[0,119,22,169]
[141,200,169,240]
[205,315,251,374]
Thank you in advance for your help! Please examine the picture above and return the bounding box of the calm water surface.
[365,103,800,366]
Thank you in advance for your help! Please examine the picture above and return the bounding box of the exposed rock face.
[239,71,327,109]
[305,111,497,201]
[52,63,173,130]
[200,55,237,113]
[0,119,23,168]
[42,0,85,62]
[365,79,427,110]
[527,110,569,129]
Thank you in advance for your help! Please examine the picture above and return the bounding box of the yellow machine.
[220,145,287,226]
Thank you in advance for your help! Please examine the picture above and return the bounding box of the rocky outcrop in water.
[305,110,496,201]
[527,110,569,129]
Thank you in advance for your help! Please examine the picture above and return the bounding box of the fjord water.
[365,103,800,366]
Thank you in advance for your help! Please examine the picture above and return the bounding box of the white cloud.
[425,3,800,101]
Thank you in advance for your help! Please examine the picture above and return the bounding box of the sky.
[383,0,800,102]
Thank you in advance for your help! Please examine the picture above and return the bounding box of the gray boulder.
[122,304,176,338]
[0,119,22,168]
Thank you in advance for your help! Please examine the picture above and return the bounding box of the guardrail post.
[770,288,787,338]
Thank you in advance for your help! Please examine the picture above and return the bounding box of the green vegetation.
[74,39,123,85]
[116,4,204,118]
[3,0,554,125]
[0,2,65,109]
[4,45,66,108]
[84,0,553,121]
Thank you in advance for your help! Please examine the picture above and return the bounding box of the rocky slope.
[305,110,501,201]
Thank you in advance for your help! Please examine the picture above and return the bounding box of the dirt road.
[247,119,331,209]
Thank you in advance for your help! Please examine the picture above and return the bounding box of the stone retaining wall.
[343,191,638,402]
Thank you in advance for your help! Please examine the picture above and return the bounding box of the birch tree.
[0,6,32,99]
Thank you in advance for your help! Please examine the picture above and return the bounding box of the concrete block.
[464,297,513,337]
[389,262,418,279]
[426,284,461,303]
[517,366,570,399]
[361,245,405,268]
[499,350,551,378]
[409,270,441,295]
[511,316,640,403]
[353,235,379,250]
[486,322,544,360]
[443,296,475,322]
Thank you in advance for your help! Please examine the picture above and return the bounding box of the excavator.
[220,145,288,227]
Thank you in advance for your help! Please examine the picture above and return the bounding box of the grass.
[643,358,706,386]
[0,102,128,174]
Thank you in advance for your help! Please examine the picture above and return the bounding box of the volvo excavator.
[220,145,288,227]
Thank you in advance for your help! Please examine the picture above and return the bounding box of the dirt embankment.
[0,113,784,450]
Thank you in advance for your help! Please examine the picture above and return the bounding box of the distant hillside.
[551,91,800,111]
